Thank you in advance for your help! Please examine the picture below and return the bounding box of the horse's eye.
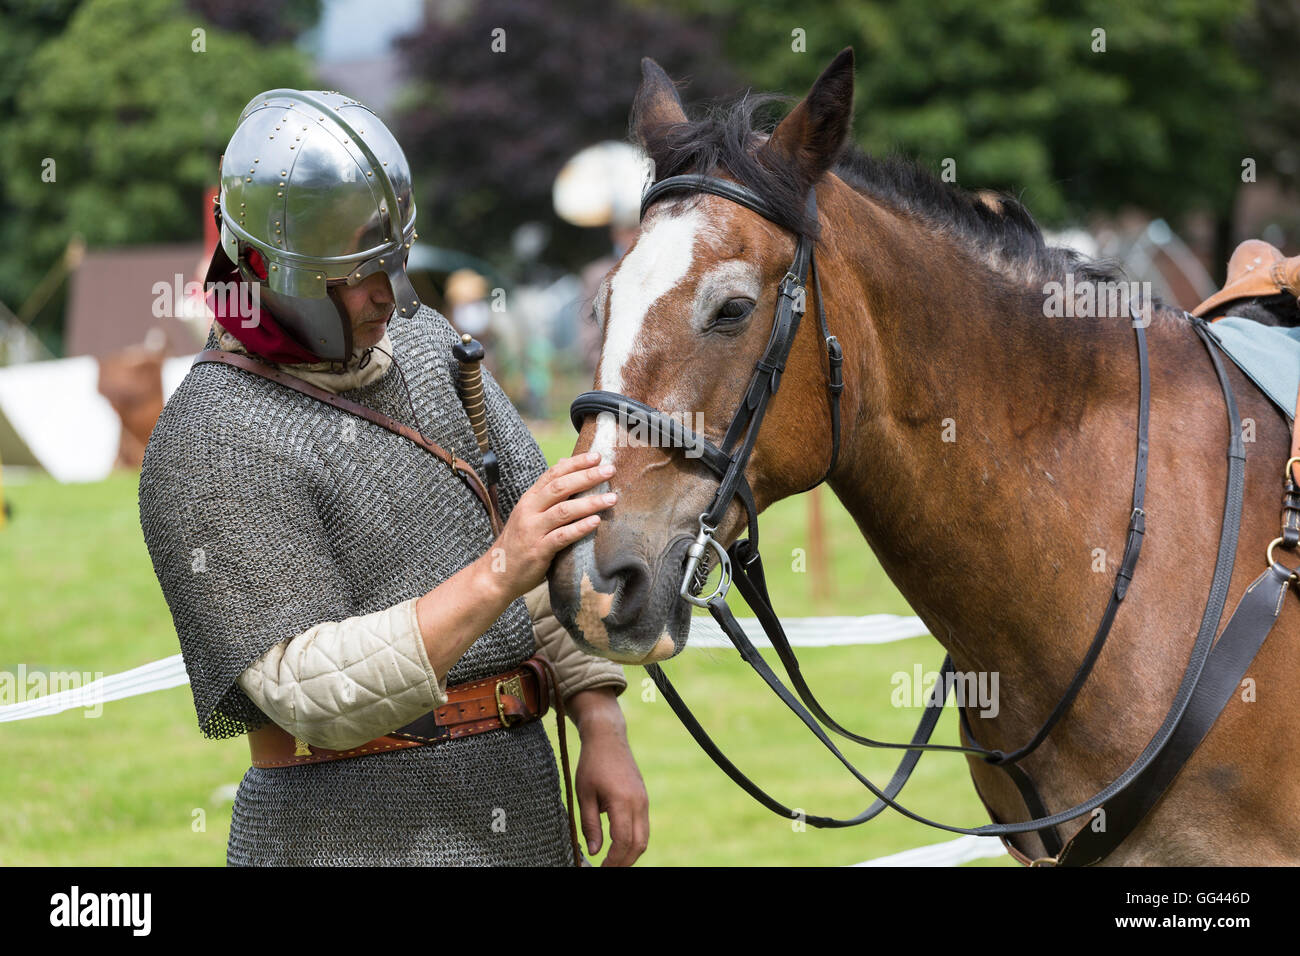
[716,298,755,322]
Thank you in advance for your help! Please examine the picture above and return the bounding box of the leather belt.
[247,654,584,866]
[249,657,551,768]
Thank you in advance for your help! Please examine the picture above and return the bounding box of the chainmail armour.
[139,306,576,866]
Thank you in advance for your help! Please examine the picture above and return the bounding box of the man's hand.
[418,453,616,695]
[567,687,648,866]
[489,452,617,603]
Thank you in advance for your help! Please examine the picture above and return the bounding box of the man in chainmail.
[138,89,648,866]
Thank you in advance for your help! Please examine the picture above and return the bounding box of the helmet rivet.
[280,170,287,176]
[269,135,274,139]
[378,259,384,265]
[289,146,295,150]
[366,171,373,177]
[271,265,278,271]
[254,158,259,163]
[277,191,283,197]
[355,272,361,278]
[400,308,406,314]
[245,177,251,182]
[316,274,323,280]
[279,181,285,186]
[383,161,388,166]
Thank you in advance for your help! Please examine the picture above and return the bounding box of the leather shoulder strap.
[193,349,503,536]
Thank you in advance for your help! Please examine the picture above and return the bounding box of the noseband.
[570,173,844,607]
[567,173,1291,866]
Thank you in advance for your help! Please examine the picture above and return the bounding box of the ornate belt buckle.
[495,674,525,726]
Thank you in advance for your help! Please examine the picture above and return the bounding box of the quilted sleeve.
[236,597,449,751]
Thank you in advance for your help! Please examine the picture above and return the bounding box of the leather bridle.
[568,172,1295,865]
[572,174,843,608]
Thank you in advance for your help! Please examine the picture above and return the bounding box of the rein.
[568,173,1296,865]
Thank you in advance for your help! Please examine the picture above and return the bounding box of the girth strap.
[1055,561,1294,865]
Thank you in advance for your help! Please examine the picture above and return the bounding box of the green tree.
[393,0,739,272]
[0,0,315,350]
[668,0,1258,238]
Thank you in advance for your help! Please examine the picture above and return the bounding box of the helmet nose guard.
[214,89,421,362]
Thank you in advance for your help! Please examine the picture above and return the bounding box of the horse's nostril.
[602,556,653,625]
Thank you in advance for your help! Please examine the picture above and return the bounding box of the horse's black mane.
[637,92,1125,288]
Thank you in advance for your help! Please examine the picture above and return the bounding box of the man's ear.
[630,57,688,148]
[758,47,855,193]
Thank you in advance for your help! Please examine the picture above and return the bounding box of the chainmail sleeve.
[139,391,354,740]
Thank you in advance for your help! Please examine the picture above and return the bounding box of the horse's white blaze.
[560,206,704,646]
[598,205,708,423]
[566,203,732,652]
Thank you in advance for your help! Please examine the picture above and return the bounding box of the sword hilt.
[452,333,498,486]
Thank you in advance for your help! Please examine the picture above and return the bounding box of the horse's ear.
[631,57,688,147]
[759,47,855,191]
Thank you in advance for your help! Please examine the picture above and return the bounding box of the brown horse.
[548,48,1300,864]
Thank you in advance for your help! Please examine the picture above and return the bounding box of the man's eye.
[716,298,755,322]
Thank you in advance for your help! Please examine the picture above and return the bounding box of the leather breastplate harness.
[569,173,1297,865]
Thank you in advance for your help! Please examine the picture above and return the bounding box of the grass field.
[0,421,1012,866]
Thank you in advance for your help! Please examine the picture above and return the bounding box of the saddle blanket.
[1203,315,1300,423]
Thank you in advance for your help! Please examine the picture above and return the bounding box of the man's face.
[329,271,395,351]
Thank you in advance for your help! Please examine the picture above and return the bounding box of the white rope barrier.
[686,613,930,647]
[852,835,1008,867]
[2,617,1005,864]
[0,655,188,722]
[0,614,931,722]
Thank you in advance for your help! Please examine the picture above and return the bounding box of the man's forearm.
[416,552,517,677]
[566,686,627,738]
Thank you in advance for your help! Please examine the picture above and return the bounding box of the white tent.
[0,354,195,483]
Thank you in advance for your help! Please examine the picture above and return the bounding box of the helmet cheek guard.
[253,261,354,361]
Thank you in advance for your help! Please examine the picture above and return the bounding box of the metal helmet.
[208,89,420,361]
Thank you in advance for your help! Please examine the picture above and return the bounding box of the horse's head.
[549,49,856,664]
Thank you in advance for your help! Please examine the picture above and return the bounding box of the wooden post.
[808,485,831,604]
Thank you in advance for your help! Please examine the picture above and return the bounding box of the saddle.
[1193,240,1300,472]
[1192,239,1300,322]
